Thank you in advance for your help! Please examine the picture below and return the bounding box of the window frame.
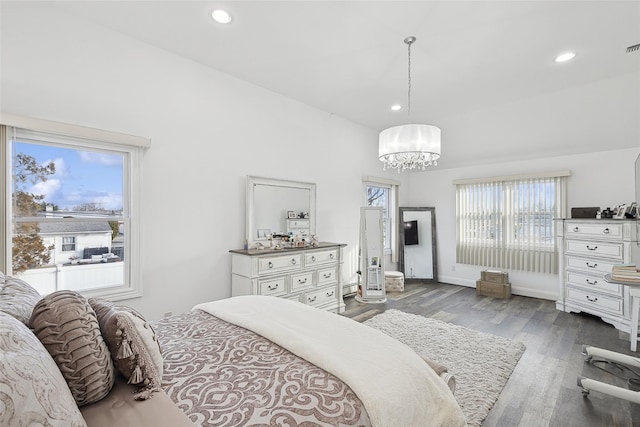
[1,113,149,301]
[61,236,77,252]
[362,176,399,257]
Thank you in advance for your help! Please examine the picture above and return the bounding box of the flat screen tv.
[404,220,419,246]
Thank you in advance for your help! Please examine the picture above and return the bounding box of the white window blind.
[455,172,568,274]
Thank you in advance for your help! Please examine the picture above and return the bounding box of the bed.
[153,296,466,427]
[0,272,466,427]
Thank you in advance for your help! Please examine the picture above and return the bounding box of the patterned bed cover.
[153,310,372,427]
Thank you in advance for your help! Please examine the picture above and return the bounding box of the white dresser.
[230,242,346,313]
[556,219,640,332]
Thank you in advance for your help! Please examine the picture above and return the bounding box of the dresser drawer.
[566,287,623,316]
[258,254,303,274]
[305,249,338,266]
[317,267,337,285]
[566,271,622,296]
[291,271,313,291]
[305,286,338,307]
[258,277,286,297]
[565,222,624,240]
[565,240,623,259]
[566,256,618,276]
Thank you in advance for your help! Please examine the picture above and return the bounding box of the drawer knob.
[586,245,598,251]
[311,256,316,262]
[308,296,317,303]
[330,253,335,259]
[573,227,580,232]
[298,278,307,284]
[326,291,334,297]
[585,262,597,268]
[291,258,297,265]
[323,273,332,279]
[586,279,598,285]
[603,228,610,234]
[268,261,273,268]
[586,296,598,302]
[268,283,279,290]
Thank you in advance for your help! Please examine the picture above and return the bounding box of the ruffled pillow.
[30,290,114,406]
[89,298,163,400]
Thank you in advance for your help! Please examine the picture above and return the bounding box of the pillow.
[0,312,87,427]
[0,271,42,325]
[30,290,114,406]
[89,298,163,400]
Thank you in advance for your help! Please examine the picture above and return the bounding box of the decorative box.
[476,280,512,299]
[480,270,509,284]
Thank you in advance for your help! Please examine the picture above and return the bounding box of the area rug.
[364,309,526,427]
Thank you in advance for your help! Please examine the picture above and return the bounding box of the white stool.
[384,271,405,292]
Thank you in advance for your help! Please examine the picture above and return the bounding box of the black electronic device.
[571,207,600,219]
[404,220,419,245]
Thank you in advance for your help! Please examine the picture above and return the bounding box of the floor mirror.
[399,207,438,281]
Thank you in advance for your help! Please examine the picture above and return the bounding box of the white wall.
[0,6,409,319]
[405,147,640,300]
[2,6,637,317]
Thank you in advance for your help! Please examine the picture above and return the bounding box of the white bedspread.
[194,295,466,427]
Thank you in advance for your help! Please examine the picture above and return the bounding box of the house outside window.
[1,115,149,300]
[363,177,399,256]
[454,171,568,274]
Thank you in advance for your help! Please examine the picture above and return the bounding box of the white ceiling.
[13,1,640,168]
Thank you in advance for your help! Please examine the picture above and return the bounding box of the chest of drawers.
[230,242,346,313]
[556,219,639,332]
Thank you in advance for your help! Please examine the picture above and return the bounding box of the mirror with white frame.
[246,176,316,248]
[399,207,438,281]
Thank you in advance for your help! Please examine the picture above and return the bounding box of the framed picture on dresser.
[614,205,626,219]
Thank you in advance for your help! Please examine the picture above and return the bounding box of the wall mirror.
[398,207,437,281]
[246,176,316,248]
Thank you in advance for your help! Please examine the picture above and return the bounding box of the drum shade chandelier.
[379,36,441,172]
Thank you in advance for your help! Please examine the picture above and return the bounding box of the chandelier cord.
[407,38,412,122]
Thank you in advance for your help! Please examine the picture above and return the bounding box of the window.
[363,177,399,257]
[61,236,76,252]
[1,115,149,300]
[454,172,568,274]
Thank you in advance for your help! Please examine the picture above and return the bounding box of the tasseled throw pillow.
[89,298,163,400]
[29,290,114,406]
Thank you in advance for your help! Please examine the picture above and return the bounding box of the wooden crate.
[476,280,512,299]
[481,269,509,284]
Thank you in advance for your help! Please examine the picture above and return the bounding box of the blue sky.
[14,141,123,211]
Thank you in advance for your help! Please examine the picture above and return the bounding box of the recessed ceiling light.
[554,52,576,63]
[211,9,232,24]
[391,104,402,111]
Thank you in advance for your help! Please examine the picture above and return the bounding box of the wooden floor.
[341,282,640,427]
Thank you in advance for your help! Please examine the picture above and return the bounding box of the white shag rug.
[364,309,526,427]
